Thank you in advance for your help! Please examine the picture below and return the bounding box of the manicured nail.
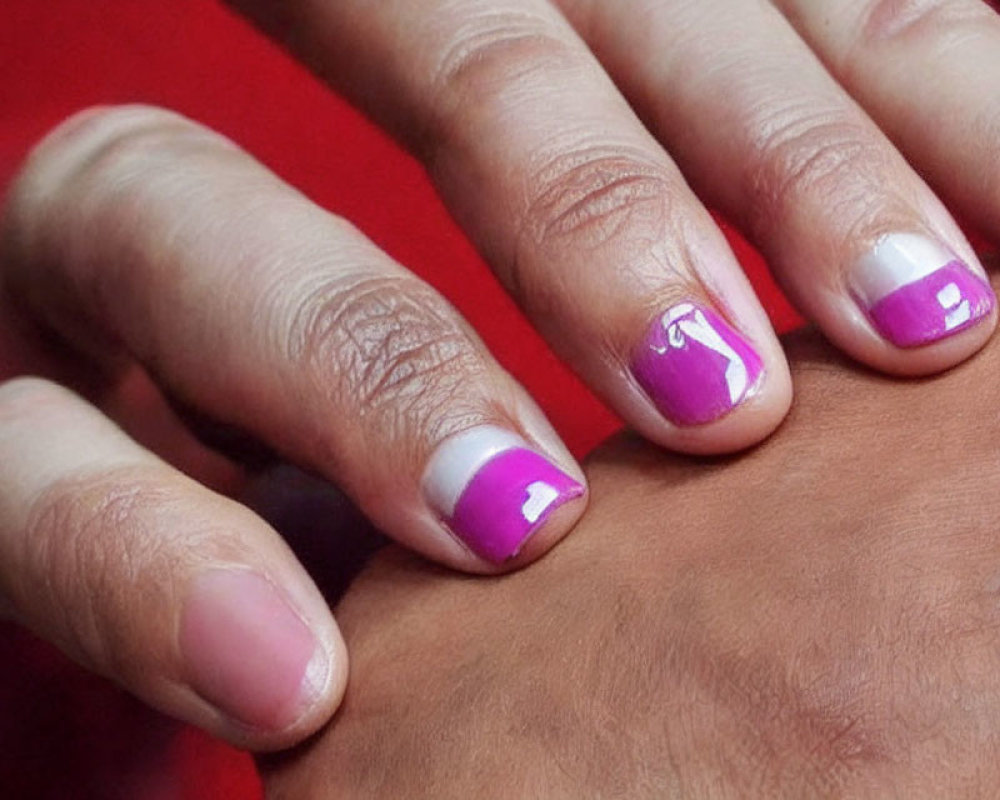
[852,233,995,348]
[423,426,585,563]
[180,569,326,731]
[631,302,764,426]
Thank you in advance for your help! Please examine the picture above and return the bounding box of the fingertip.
[499,483,588,570]
[269,607,350,749]
[422,425,588,570]
[234,620,349,753]
[854,312,998,378]
[619,302,794,456]
[826,233,998,377]
[179,567,348,752]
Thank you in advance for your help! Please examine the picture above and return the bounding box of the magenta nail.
[852,234,995,348]
[423,426,584,563]
[631,302,764,426]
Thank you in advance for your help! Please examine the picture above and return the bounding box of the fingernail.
[852,233,996,348]
[631,302,764,426]
[423,426,585,564]
[180,569,327,731]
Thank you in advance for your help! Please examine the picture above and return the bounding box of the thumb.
[0,378,345,751]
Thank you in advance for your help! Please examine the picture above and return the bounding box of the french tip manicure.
[631,302,765,427]
[180,569,327,733]
[853,233,996,349]
[423,426,585,564]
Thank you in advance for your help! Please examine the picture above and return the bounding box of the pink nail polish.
[853,234,996,348]
[180,570,326,731]
[631,302,764,426]
[423,426,584,563]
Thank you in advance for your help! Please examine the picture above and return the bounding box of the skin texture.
[263,270,1000,798]
[232,0,1000,396]
[0,107,586,748]
[5,0,1000,763]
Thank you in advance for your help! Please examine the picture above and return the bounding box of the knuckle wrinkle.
[433,10,576,98]
[746,108,888,239]
[284,274,483,433]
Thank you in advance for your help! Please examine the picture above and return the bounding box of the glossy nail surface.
[632,302,764,426]
[180,569,326,731]
[853,234,995,348]
[423,426,584,563]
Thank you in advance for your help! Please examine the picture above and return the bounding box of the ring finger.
[2,105,586,571]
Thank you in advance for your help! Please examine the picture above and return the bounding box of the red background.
[0,2,800,796]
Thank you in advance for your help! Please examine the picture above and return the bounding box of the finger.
[1,105,585,570]
[0,378,345,750]
[556,0,996,376]
[229,0,793,453]
[772,0,1000,242]
[0,271,242,495]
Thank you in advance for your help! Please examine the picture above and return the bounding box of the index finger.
[2,106,586,571]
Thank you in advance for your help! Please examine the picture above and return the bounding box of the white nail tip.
[422,425,524,518]
[853,233,957,306]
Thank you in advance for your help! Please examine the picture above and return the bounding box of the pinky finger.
[0,377,345,751]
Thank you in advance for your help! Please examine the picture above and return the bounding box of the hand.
[4,0,1000,758]
[0,108,586,750]
[263,271,1000,797]
[232,0,1000,448]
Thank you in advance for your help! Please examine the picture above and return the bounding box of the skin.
[263,273,1000,797]
[233,0,1000,389]
[0,107,582,749]
[5,0,1000,757]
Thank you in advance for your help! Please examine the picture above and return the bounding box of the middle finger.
[231,0,794,454]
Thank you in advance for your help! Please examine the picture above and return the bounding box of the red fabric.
[0,1,800,797]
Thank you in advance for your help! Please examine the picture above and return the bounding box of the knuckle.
[2,104,230,316]
[675,616,901,794]
[422,9,582,155]
[781,673,898,789]
[432,10,578,100]
[59,108,216,196]
[3,105,216,273]
[283,272,487,438]
[22,105,194,186]
[859,0,994,46]
[511,141,681,300]
[13,104,222,226]
[523,144,676,247]
[745,107,893,240]
[40,104,179,150]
